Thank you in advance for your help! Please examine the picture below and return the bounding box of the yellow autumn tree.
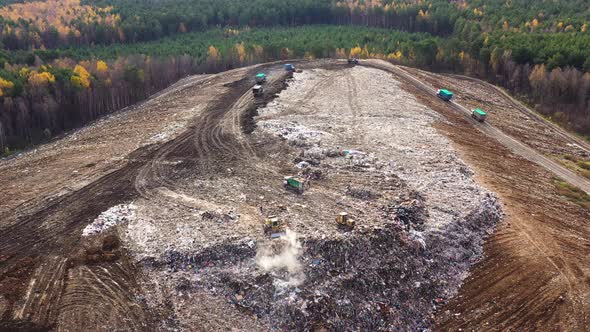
[350,46,362,58]
[528,64,546,93]
[235,43,246,63]
[0,77,14,97]
[335,48,347,59]
[28,71,55,87]
[0,78,14,90]
[582,23,588,33]
[96,60,108,74]
[252,44,264,58]
[71,64,91,89]
[207,46,219,61]
[387,51,403,62]
[281,47,292,59]
[557,22,564,31]
[19,67,30,78]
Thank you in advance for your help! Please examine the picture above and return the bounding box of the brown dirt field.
[0,64,267,331]
[388,69,590,331]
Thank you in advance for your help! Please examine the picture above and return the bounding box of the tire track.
[361,59,589,330]
[0,66,260,331]
[365,60,586,290]
[363,59,590,195]
[449,73,590,154]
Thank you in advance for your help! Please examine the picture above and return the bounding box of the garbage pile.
[139,192,501,331]
[130,66,506,331]
[82,203,136,236]
[345,186,380,200]
[381,191,427,231]
[259,121,327,147]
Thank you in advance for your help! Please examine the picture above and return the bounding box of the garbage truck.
[283,176,307,194]
[471,108,487,122]
[436,89,453,101]
[253,85,263,97]
[255,73,267,84]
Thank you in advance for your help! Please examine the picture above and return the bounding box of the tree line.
[2,0,590,151]
[2,25,590,153]
[0,26,442,152]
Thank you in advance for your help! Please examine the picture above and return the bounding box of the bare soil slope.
[366,61,590,331]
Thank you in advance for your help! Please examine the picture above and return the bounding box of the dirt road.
[449,73,590,154]
[363,60,590,195]
[361,60,589,331]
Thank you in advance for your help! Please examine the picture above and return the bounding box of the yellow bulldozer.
[264,215,286,239]
[336,212,355,230]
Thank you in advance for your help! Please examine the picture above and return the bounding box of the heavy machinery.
[284,64,295,72]
[283,176,307,194]
[347,58,359,65]
[255,73,267,84]
[436,89,453,101]
[264,215,286,239]
[336,212,355,230]
[253,84,264,97]
[264,215,280,232]
[471,108,487,122]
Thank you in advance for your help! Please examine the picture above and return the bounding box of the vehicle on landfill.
[253,84,264,97]
[283,176,307,194]
[264,215,286,239]
[471,108,487,122]
[336,212,355,230]
[436,89,453,101]
[255,73,267,84]
[284,64,295,72]
[264,215,280,232]
[348,58,359,65]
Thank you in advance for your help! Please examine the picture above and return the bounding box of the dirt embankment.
[0,64,265,331]
[377,62,590,331]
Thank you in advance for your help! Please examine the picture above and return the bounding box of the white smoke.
[256,229,304,289]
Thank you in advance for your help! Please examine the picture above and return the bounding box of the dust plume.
[256,229,304,288]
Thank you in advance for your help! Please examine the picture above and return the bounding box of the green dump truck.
[436,89,453,101]
[255,73,267,84]
[283,176,307,194]
[471,108,487,122]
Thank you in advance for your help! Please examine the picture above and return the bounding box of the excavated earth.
[0,59,588,331]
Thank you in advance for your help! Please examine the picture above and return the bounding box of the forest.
[0,0,590,152]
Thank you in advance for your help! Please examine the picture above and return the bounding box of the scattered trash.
[128,66,504,331]
[83,204,136,236]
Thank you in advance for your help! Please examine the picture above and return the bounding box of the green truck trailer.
[283,176,307,194]
[471,108,487,122]
[255,73,267,84]
[436,89,453,101]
